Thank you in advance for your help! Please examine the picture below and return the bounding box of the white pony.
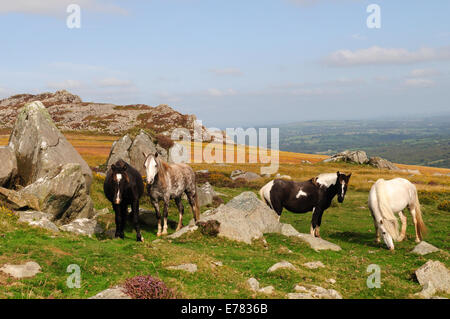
[368,178,426,250]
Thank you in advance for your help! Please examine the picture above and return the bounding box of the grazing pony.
[368,178,426,250]
[260,172,351,238]
[143,152,200,236]
[104,159,144,241]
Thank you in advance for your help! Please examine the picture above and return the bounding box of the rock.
[258,286,275,294]
[18,163,94,224]
[415,260,450,293]
[95,207,110,216]
[230,170,262,182]
[303,261,325,269]
[166,263,198,273]
[369,157,399,170]
[106,130,169,176]
[295,233,342,252]
[401,169,421,175]
[323,150,369,164]
[0,187,40,211]
[59,218,103,236]
[301,160,312,164]
[415,281,437,299]
[197,192,282,244]
[267,261,296,273]
[0,261,41,279]
[106,135,132,170]
[17,211,59,232]
[291,285,342,299]
[411,241,440,255]
[247,278,260,291]
[168,142,189,163]
[167,224,198,239]
[129,131,159,175]
[9,101,92,190]
[197,182,216,207]
[327,278,336,284]
[196,170,209,174]
[212,261,223,267]
[89,286,131,299]
[0,146,17,187]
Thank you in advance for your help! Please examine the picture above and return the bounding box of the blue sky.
[1,0,449,127]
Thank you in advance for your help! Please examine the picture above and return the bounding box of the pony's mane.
[315,173,337,188]
[155,156,170,189]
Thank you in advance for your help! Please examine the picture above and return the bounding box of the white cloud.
[207,88,237,97]
[209,68,243,76]
[404,78,434,88]
[409,68,440,78]
[0,0,128,16]
[324,46,450,66]
[47,79,83,89]
[97,77,133,87]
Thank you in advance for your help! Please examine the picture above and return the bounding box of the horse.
[104,159,145,241]
[259,171,351,238]
[143,152,200,236]
[368,177,426,250]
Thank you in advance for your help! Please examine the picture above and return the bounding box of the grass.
[0,132,449,299]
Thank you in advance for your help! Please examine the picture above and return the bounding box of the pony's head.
[336,171,352,203]
[143,152,159,185]
[111,160,130,205]
[378,219,395,250]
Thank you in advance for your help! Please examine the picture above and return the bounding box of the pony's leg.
[310,207,323,238]
[186,192,199,222]
[398,211,407,242]
[119,203,127,239]
[162,200,169,236]
[113,204,122,238]
[270,197,283,221]
[174,197,184,231]
[410,208,421,243]
[152,199,163,237]
[373,218,381,243]
[132,200,143,242]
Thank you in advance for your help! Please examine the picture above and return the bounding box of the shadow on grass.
[328,231,382,249]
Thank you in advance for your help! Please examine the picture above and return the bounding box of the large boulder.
[17,163,94,225]
[0,146,17,187]
[368,156,399,171]
[9,101,92,190]
[106,130,169,176]
[196,182,216,207]
[197,192,282,244]
[323,150,369,164]
[106,135,132,170]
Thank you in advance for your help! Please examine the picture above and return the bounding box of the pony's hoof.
[415,239,421,243]
[162,231,168,236]
[157,232,162,237]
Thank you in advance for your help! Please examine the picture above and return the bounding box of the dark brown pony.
[143,152,200,236]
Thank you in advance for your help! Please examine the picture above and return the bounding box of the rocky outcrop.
[324,150,400,171]
[9,101,92,189]
[0,146,17,187]
[369,157,399,170]
[230,170,262,182]
[0,90,211,138]
[323,150,369,164]
[411,241,440,256]
[17,211,59,232]
[106,130,169,175]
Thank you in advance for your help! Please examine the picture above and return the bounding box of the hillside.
[272,117,450,168]
[0,90,210,138]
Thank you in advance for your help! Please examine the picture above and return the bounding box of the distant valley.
[271,116,450,168]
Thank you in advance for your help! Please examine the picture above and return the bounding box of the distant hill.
[271,117,450,168]
[0,90,210,139]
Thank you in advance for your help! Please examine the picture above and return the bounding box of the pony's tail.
[375,179,400,241]
[412,188,427,240]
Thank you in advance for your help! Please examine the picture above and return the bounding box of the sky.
[0,0,449,128]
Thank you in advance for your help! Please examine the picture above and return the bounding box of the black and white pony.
[260,172,351,238]
[143,152,200,236]
[104,159,145,241]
